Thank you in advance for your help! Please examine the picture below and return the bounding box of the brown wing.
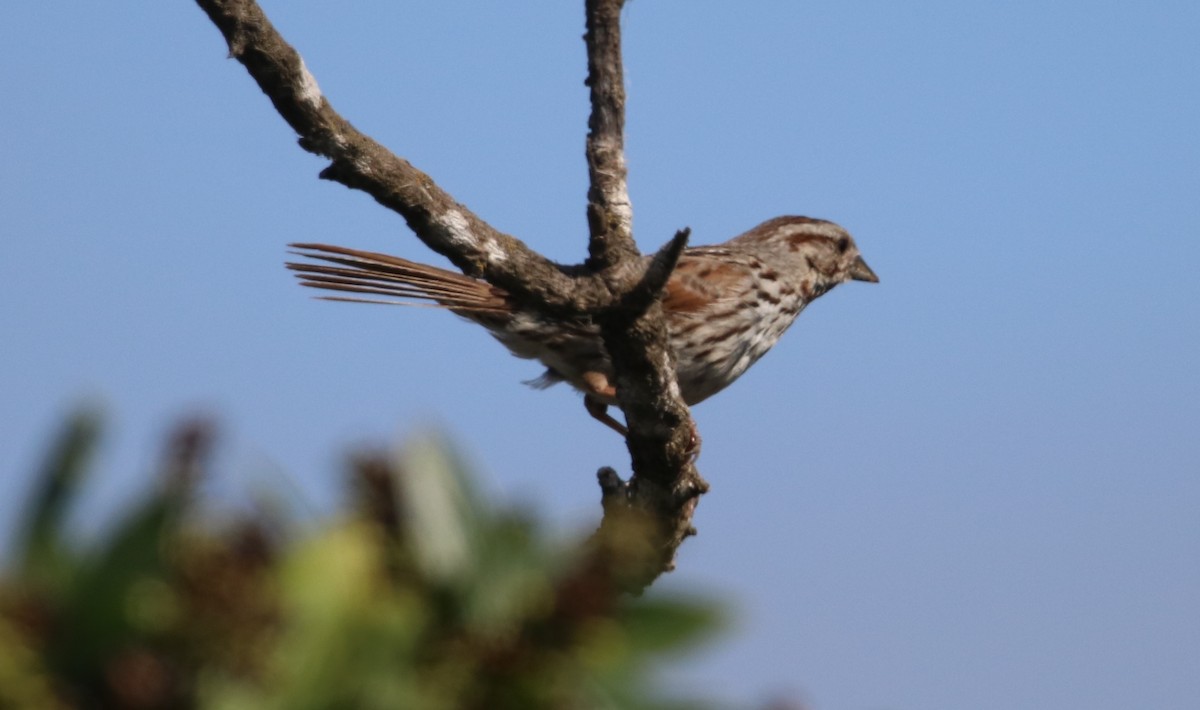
[286,243,510,314]
[662,249,752,316]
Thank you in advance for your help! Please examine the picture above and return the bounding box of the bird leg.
[582,371,627,436]
[585,395,628,436]
[580,373,701,458]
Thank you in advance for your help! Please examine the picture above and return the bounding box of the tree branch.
[194,0,608,314]
[193,0,707,593]
[582,0,708,592]
[584,0,636,269]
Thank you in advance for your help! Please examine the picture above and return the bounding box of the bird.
[287,216,877,434]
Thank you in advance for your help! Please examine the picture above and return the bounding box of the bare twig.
[583,0,636,269]
[192,0,707,592]
[193,0,600,313]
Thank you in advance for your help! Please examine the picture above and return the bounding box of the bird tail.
[286,243,509,313]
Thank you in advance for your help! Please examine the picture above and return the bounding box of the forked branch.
[193,0,706,592]
[583,0,707,591]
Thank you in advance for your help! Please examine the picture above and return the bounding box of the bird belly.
[671,298,806,405]
[490,298,806,408]
[487,312,614,400]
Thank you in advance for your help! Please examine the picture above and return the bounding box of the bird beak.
[849,255,879,283]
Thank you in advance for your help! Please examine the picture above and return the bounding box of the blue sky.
[2,2,1198,708]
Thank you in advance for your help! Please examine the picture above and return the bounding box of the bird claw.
[585,396,702,467]
[584,395,628,436]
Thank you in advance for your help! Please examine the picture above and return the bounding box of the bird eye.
[835,237,850,253]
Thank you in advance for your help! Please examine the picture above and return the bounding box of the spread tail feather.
[286,243,510,313]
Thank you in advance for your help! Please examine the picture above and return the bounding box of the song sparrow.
[287,216,877,434]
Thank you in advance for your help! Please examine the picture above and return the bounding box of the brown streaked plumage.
[287,216,877,434]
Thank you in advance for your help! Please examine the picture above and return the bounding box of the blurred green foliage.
[0,412,723,709]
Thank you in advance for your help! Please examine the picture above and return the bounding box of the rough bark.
[581,0,708,591]
[193,0,707,592]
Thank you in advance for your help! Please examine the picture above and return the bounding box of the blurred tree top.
[0,412,723,710]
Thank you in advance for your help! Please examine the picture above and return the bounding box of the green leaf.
[268,521,429,710]
[461,512,555,634]
[619,597,725,656]
[16,407,102,581]
[0,616,61,710]
[394,434,484,586]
